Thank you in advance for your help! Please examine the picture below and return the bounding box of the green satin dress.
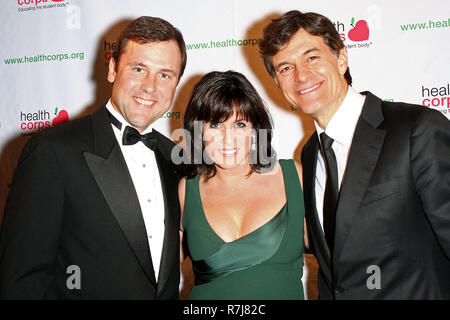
[183,160,305,300]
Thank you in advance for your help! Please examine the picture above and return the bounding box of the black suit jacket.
[301,91,450,299]
[0,106,188,299]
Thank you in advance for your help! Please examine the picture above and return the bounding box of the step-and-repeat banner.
[1,0,449,299]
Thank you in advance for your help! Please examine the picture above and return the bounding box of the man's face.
[107,39,181,132]
[272,29,348,127]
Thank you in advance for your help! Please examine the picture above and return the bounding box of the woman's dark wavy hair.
[259,10,352,85]
[183,70,274,180]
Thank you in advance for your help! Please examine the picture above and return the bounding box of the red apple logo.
[348,18,369,42]
[52,107,69,126]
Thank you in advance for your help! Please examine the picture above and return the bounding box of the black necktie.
[320,132,339,253]
[122,126,158,151]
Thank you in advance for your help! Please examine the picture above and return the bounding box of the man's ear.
[107,57,116,83]
[337,47,348,76]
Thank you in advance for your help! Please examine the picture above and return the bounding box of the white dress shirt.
[314,87,366,229]
[106,100,165,282]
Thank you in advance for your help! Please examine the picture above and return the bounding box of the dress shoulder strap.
[279,159,305,220]
[182,174,201,231]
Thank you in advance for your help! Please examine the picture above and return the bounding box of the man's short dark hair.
[259,10,352,85]
[113,16,187,79]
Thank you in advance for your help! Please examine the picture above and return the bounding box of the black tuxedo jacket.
[302,91,450,299]
[0,106,189,299]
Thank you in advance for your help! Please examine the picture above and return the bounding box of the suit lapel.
[152,130,180,297]
[83,106,157,287]
[302,133,333,285]
[333,92,386,264]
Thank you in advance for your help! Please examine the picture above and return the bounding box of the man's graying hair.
[259,10,352,85]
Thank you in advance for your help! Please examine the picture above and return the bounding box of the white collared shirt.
[106,100,165,282]
[314,87,366,229]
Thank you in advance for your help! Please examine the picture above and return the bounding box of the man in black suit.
[0,16,189,299]
[260,10,450,299]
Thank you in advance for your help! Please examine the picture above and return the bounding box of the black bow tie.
[106,108,158,151]
[122,126,158,151]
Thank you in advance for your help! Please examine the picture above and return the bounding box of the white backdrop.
[1,0,449,299]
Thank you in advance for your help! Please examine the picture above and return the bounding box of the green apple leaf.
[351,17,355,25]
[55,107,58,115]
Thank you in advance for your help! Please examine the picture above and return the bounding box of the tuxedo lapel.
[83,106,157,287]
[152,130,180,297]
[302,133,333,285]
[333,92,386,264]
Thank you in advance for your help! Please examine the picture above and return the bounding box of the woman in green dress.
[179,70,308,300]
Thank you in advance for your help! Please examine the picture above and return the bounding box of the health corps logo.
[421,83,450,118]
[19,107,69,135]
[17,0,67,13]
[103,40,117,66]
[18,0,64,5]
[334,17,372,49]
[347,18,369,41]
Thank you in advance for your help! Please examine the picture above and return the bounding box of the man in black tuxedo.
[260,10,450,299]
[0,16,190,299]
